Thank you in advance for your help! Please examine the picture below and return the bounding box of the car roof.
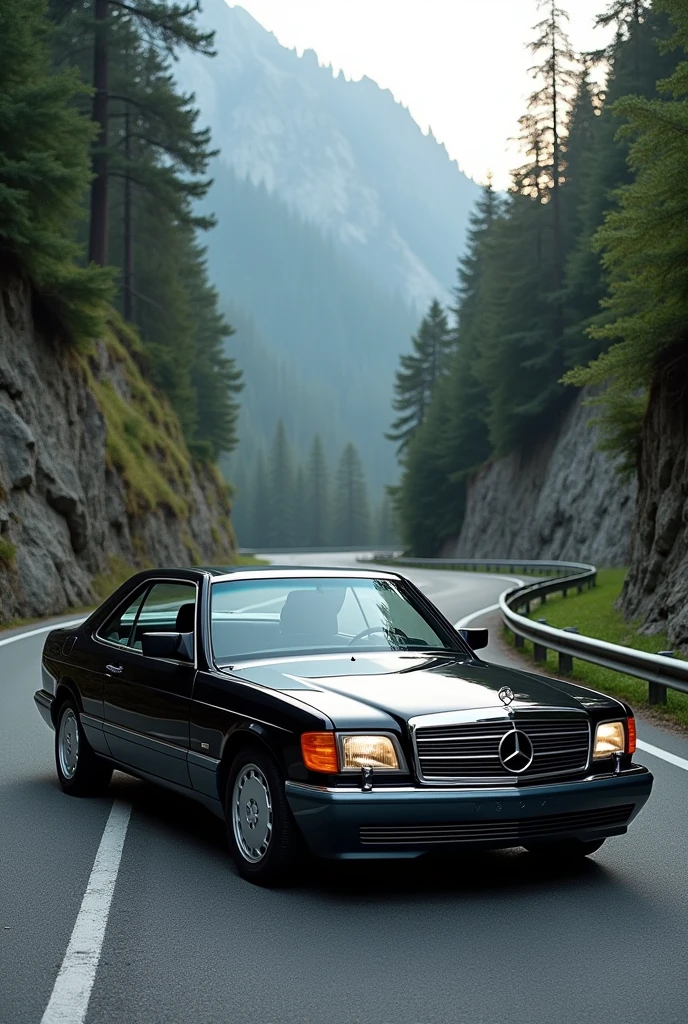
[198,564,402,583]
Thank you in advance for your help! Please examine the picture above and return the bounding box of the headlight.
[340,734,402,771]
[300,732,406,773]
[593,721,625,759]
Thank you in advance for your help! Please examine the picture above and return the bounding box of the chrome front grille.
[413,717,590,785]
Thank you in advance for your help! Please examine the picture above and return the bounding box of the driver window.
[134,583,197,651]
[99,588,147,646]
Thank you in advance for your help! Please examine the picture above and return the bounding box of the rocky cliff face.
[0,269,236,622]
[618,346,688,649]
[445,390,636,566]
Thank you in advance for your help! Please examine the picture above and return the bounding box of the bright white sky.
[227,0,614,187]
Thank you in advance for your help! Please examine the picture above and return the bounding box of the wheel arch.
[52,677,83,726]
[217,723,286,804]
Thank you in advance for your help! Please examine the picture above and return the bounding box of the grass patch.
[236,554,268,566]
[80,327,196,519]
[509,568,688,731]
[92,555,147,602]
[0,538,17,568]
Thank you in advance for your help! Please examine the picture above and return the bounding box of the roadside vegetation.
[510,569,688,731]
[0,0,243,462]
[388,0,686,555]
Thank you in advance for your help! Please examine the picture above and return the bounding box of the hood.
[227,651,609,728]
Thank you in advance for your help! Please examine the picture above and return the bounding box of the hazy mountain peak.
[178,0,479,308]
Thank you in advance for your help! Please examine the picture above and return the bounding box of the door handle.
[106,664,123,674]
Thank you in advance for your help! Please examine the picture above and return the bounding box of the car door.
[99,580,197,787]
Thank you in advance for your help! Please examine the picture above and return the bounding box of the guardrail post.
[649,652,673,705]
[514,633,524,649]
[558,627,579,675]
[533,622,548,662]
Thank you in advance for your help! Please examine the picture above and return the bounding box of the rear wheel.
[525,838,606,860]
[225,745,304,886]
[55,698,112,796]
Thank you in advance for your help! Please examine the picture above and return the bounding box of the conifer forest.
[391,0,688,556]
[2,0,687,556]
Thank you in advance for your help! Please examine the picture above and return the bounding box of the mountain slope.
[206,168,417,486]
[178,0,479,308]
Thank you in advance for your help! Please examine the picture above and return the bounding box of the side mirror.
[141,631,194,662]
[459,627,489,651]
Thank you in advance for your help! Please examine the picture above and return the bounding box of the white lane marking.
[425,585,480,601]
[454,583,524,629]
[41,800,132,1024]
[637,740,688,773]
[455,603,499,628]
[0,618,85,648]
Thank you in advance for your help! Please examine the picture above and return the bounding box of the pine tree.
[305,435,331,547]
[292,463,308,547]
[386,299,453,455]
[49,2,242,458]
[473,192,563,454]
[249,450,271,549]
[441,182,502,476]
[563,4,676,366]
[229,459,252,546]
[268,420,296,548]
[107,30,216,320]
[185,241,243,460]
[332,444,371,547]
[0,0,113,339]
[50,0,214,267]
[397,383,457,555]
[375,492,398,548]
[525,1,578,348]
[565,0,688,403]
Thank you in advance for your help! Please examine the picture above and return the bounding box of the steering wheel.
[348,626,408,645]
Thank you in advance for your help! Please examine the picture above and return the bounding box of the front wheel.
[525,838,606,860]
[55,698,112,796]
[225,746,304,886]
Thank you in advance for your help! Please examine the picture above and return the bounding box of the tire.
[225,744,304,886]
[525,838,606,860]
[55,697,113,796]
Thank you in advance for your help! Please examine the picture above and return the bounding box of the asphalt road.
[2,553,688,1024]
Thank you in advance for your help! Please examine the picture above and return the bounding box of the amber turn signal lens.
[301,732,339,773]
[626,716,636,755]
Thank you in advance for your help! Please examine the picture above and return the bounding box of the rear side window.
[99,588,147,647]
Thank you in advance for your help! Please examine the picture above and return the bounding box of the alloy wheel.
[231,763,274,863]
[58,707,80,780]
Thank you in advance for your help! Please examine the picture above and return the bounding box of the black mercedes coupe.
[34,565,653,884]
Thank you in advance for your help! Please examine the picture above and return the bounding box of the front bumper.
[285,765,653,859]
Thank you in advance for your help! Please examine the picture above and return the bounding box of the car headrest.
[279,590,338,636]
[175,602,196,633]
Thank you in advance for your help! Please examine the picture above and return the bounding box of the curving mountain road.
[2,553,688,1024]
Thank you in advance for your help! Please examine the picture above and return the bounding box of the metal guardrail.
[239,547,399,556]
[372,556,686,706]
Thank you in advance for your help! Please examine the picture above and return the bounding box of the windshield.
[210,577,458,662]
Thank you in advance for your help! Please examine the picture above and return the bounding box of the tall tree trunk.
[550,2,564,347]
[89,0,110,266]
[633,0,641,84]
[123,97,134,320]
